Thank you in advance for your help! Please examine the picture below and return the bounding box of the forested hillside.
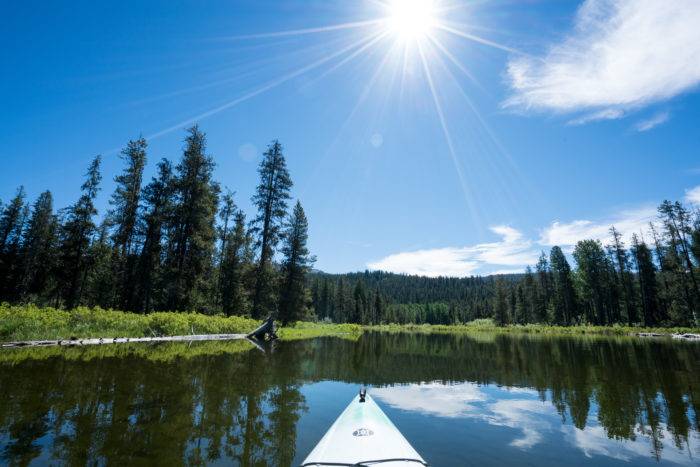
[310,201,700,328]
[308,271,514,325]
[0,127,314,325]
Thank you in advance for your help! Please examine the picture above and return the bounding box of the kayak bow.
[301,389,427,467]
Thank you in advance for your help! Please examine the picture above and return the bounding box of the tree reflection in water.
[0,333,698,465]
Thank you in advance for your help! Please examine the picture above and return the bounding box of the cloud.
[564,424,700,465]
[486,399,554,449]
[635,111,670,132]
[367,226,539,277]
[372,383,486,418]
[366,185,700,277]
[568,108,625,125]
[367,207,660,277]
[505,0,700,118]
[685,185,700,205]
[372,383,550,448]
[373,382,700,462]
[539,206,657,249]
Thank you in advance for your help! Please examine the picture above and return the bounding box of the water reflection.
[373,382,699,464]
[0,333,698,465]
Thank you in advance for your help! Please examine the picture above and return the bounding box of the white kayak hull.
[301,392,427,466]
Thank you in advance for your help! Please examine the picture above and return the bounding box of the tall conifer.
[108,137,147,308]
[250,140,292,318]
[278,202,314,325]
[165,126,220,312]
[59,156,102,308]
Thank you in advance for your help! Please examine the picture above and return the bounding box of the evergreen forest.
[1,127,698,328]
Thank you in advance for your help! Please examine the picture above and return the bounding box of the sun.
[385,0,438,41]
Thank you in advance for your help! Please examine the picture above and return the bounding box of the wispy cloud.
[538,206,657,250]
[486,399,553,449]
[563,423,700,465]
[635,111,670,132]
[685,185,700,205]
[504,0,700,120]
[568,109,625,126]
[366,226,539,277]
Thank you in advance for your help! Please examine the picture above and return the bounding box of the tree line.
[0,127,314,324]
[2,127,699,328]
[310,200,700,327]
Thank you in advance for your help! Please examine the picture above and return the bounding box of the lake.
[1,332,698,466]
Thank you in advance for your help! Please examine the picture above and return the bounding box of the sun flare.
[385,0,437,41]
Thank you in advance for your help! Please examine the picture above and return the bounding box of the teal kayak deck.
[301,392,427,466]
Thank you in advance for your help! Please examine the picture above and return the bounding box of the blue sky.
[2,0,700,276]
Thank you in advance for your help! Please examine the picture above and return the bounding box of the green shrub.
[0,304,260,342]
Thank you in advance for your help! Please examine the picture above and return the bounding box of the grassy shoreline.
[367,320,700,337]
[0,304,360,343]
[1,304,697,344]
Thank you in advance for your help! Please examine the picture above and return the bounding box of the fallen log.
[671,333,700,341]
[636,332,666,338]
[1,333,249,349]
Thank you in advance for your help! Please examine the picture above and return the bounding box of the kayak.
[301,389,428,466]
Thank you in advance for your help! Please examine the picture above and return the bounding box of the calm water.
[1,333,699,466]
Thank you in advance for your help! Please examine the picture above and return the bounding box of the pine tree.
[278,202,314,325]
[84,221,115,308]
[59,156,102,309]
[658,201,699,324]
[165,127,220,312]
[550,246,578,325]
[18,191,57,302]
[493,278,509,326]
[0,186,27,253]
[573,240,612,325]
[220,210,252,316]
[649,222,672,318]
[217,190,236,307]
[514,284,526,324]
[353,280,367,324]
[631,234,661,326]
[508,284,517,324]
[0,187,28,297]
[250,140,293,318]
[522,266,537,323]
[535,252,552,322]
[108,137,147,309]
[608,227,638,325]
[335,278,348,323]
[134,159,174,312]
[373,288,384,324]
[319,279,332,320]
[604,247,623,323]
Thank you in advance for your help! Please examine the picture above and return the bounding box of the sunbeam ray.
[145,33,381,141]
[436,23,527,56]
[222,19,383,40]
[425,41,543,219]
[417,41,481,227]
[426,33,482,89]
[298,38,403,201]
[301,31,390,89]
